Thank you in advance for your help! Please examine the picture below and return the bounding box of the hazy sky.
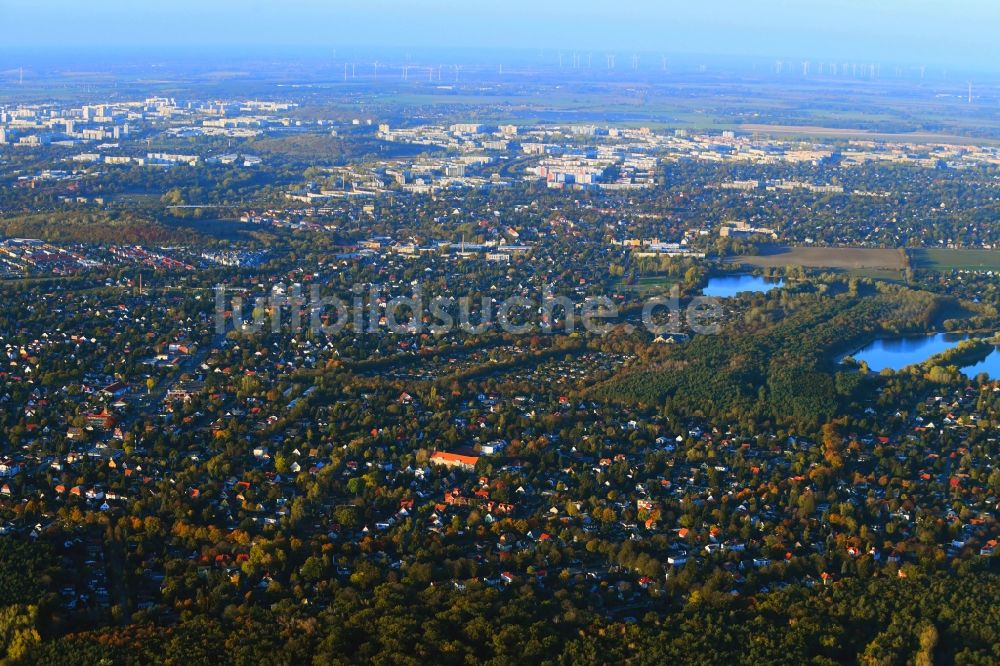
[4,1,999,69]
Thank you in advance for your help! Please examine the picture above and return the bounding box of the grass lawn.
[618,275,678,296]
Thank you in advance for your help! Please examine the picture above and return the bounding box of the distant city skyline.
[4,1,1000,72]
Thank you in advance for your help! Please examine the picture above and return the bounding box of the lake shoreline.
[838,330,1000,378]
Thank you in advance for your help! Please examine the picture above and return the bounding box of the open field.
[733,124,1000,145]
[837,267,908,282]
[621,275,679,296]
[615,275,678,297]
[911,248,1000,271]
[725,246,907,271]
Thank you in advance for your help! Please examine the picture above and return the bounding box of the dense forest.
[0,212,201,246]
[597,285,945,428]
[9,567,997,665]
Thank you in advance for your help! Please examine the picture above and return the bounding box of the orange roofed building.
[430,451,480,471]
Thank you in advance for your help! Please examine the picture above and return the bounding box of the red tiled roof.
[431,451,479,466]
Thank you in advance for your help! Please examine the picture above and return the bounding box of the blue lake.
[961,345,1000,379]
[846,332,1000,378]
[702,275,784,298]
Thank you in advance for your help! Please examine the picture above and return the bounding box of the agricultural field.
[910,248,1000,271]
[725,245,907,271]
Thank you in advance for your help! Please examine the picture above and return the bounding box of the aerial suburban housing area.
[0,1,997,664]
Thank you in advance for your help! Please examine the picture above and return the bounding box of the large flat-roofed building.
[430,451,480,471]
